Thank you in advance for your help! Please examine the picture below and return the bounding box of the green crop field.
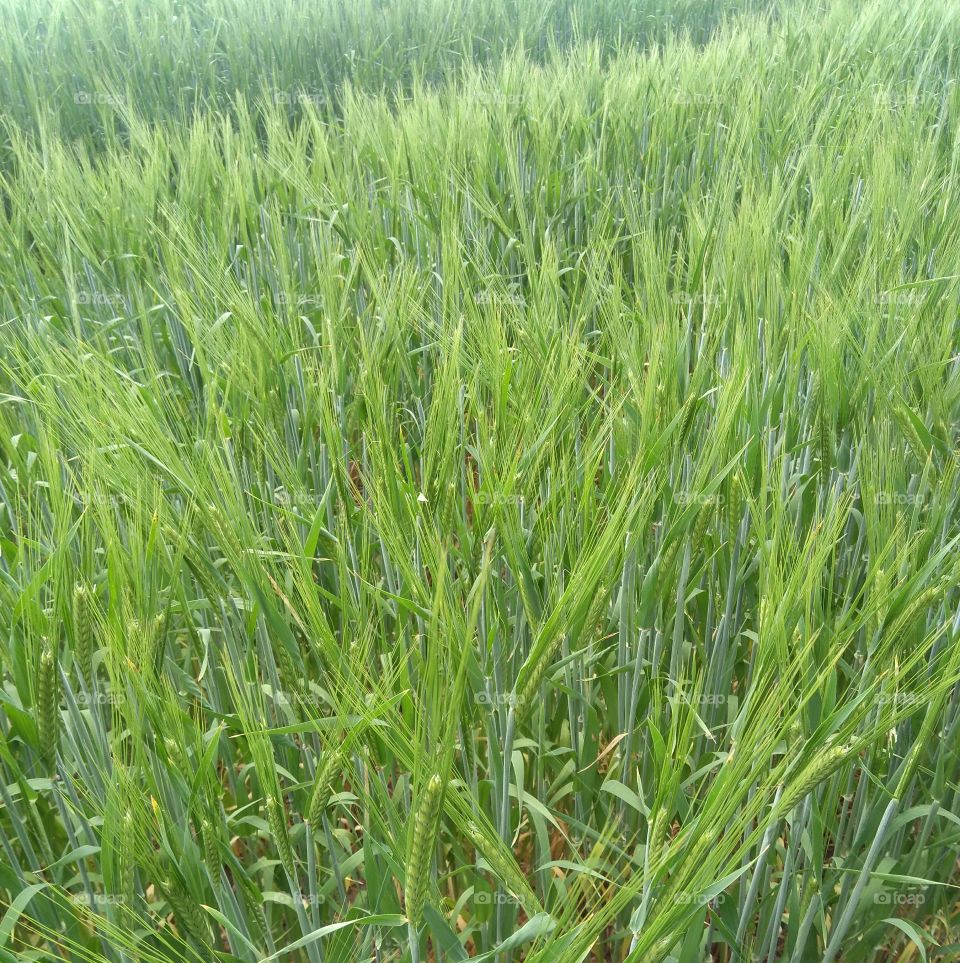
[0,0,959,960]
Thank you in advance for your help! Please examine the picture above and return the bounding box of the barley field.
[1,0,959,960]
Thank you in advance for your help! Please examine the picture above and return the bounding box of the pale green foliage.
[0,0,959,961]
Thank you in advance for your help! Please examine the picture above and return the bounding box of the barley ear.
[73,583,94,683]
[200,818,221,887]
[119,809,135,905]
[234,865,269,946]
[272,637,301,700]
[780,745,851,813]
[306,749,342,825]
[404,773,444,927]
[266,793,295,877]
[37,639,60,776]
[464,820,538,909]
[150,613,167,680]
[157,851,209,943]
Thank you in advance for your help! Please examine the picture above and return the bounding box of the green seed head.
[307,749,342,824]
[119,809,135,902]
[404,773,444,926]
[158,859,209,943]
[272,638,300,698]
[266,794,295,876]
[464,820,534,908]
[37,640,59,776]
[200,818,220,887]
[73,583,94,683]
[234,865,269,944]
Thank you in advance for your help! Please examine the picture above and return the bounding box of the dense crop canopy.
[0,0,959,960]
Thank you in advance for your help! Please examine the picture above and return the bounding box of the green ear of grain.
[233,863,270,947]
[157,851,210,945]
[266,793,296,877]
[306,748,343,825]
[272,636,301,698]
[404,773,444,927]
[119,809,136,905]
[150,613,167,680]
[72,583,94,683]
[779,745,853,814]
[200,818,221,887]
[37,639,60,776]
[464,819,540,910]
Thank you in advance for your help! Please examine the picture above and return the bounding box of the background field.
[1,0,959,960]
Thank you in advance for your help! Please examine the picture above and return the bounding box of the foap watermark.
[873,492,926,507]
[473,691,520,708]
[671,290,726,306]
[471,492,525,508]
[75,691,120,707]
[475,92,525,106]
[674,891,728,907]
[675,692,735,707]
[474,290,525,307]
[73,91,124,107]
[868,89,925,110]
[76,291,125,307]
[874,890,925,907]
[299,894,328,908]
[871,291,931,307]
[272,90,324,107]
[669,91,727,106]
[876,692,927,708]
[71,893,128,908]
[674,492,725,507]
[272,688,326,708]
[474,891,520,905]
